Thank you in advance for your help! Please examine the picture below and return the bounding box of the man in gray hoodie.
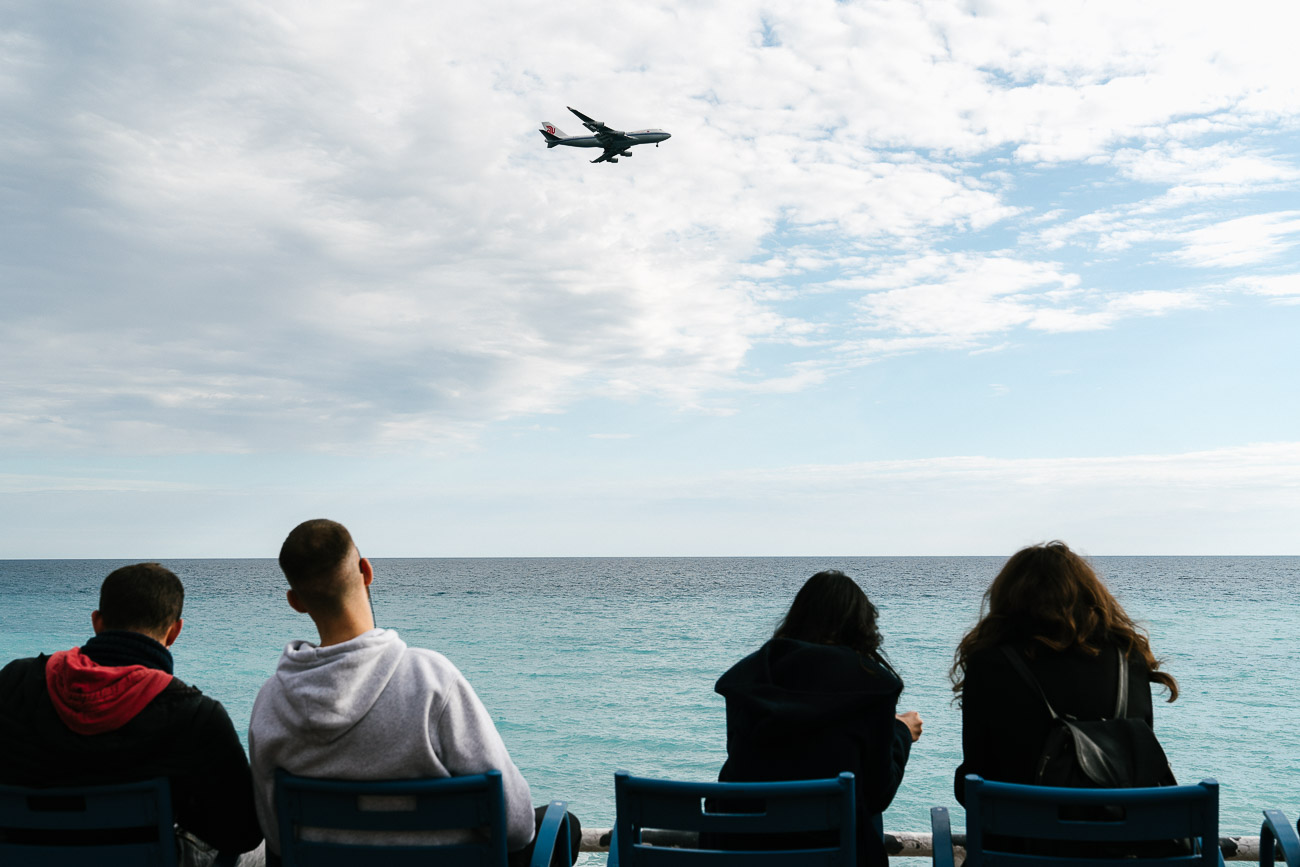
[249,518,577,865]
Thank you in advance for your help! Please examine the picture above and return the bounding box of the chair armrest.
[931,807,955,867]
[607,826,619,867]
[529,800,570,867]
[1262,810,1300,867]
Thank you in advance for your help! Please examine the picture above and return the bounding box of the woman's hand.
[896,710,923,742]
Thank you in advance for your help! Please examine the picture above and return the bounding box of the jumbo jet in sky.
[539,107,671,164]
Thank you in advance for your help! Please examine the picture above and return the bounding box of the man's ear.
[287,588,308,614]
[161,619,183,648]
[360,557,374,588]
[91,610,104,635]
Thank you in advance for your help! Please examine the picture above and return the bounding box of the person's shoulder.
[0,654,47,678]
[1105,638,1154,675]
[965,642,1012,670]
[718,641,768,676]
[716,638,790,692]
[966,640,998,658]
[754,638,902,694]
[397,646,487,719]
[854,651,904,684]
[0,654,51,695]
[155,677,234,725]
[397,644,468,684]
[1055,636,1137,671]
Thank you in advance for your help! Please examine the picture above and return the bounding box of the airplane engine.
[620,150,633,157]
[609,157,618,163]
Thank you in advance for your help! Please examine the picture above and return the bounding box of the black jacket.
[715,638,912,867]
[954,640,1159,804]
[0,632,263,854]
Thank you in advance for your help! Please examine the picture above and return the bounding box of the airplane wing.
[590,148,621,164]
[568,106,634,147]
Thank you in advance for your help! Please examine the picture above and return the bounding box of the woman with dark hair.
[951,541,1179,804]
[714,570,923,867]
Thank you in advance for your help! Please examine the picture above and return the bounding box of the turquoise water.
[2,556,1297,853]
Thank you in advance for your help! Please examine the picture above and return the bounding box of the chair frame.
[275,768,569,867]
[0,777,178,867]
[609,770,856,867]
[1260,809,1300,867]
[932,774,1225,867]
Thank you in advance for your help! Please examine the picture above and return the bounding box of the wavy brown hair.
[950,542,1177,702]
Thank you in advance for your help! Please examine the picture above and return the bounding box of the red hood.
[45,647,174,735]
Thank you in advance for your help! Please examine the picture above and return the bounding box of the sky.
[1,0,1298,557]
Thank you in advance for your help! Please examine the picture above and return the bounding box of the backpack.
[1001,645,1177,789]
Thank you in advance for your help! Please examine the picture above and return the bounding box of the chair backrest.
[0,777,177,867]
[1260,809,1300,867]
[963,774,1223,866]
[275,769,508,867]
[611,770,856,867]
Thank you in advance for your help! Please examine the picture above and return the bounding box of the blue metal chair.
[0,777,178,866]
[1261,809,1300,867]
[608,770,856,866]
[932,774,1224,866]
[275,768,570,867]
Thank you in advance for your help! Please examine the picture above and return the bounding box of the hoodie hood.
[716,638,902,726]
[45,647,174,735]
[271,628,407,744]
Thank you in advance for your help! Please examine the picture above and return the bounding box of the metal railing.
[578,828,1275,861]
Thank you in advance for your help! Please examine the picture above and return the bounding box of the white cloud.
[851,253,1079,338]
[1031,205,1300,274]
[1225,272,1300,303]
[808,253,1206,357]
[1172,212,1300,268]
[1101,289,1204,316]
[1112,143,1300,188]
[1,0,1299,455]
[8,441,1297,555]
[0,473,196,494]
[704,441,1300,496]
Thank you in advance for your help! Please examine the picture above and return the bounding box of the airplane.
[538,107,671,164]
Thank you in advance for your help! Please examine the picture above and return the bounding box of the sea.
[2,556,1297,861]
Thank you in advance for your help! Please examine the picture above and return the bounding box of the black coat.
[715,638,912,867]
[954,640,1159,804]
[0,642,263,854]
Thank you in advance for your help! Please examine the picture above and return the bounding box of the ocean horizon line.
[3,552,1298,562]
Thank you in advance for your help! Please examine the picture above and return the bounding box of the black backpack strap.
[1000,645,1060,720]
[1113,646,1129,719]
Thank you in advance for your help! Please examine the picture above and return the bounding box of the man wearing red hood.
[0,562,262,858]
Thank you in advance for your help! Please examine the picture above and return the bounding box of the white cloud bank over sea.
[3,442,1297,557]
[1,0,1297,555]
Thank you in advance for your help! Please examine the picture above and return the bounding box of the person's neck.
[82,630,174,674]
[313,607,376,648]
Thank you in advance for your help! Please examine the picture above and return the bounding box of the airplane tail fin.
[539,123,568,147]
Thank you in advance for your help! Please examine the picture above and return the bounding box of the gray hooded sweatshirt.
[248,628,534,854]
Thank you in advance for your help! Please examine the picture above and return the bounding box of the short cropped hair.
[98,563,185,635]
[279,519,357,615]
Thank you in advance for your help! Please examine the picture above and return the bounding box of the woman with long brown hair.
[714,570,923,867]
[950,541,1178,803]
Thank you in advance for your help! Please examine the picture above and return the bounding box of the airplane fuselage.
[550,130,670,149]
